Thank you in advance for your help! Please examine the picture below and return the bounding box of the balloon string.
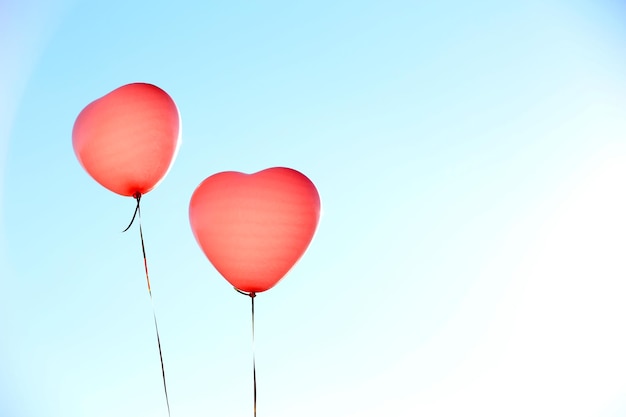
[251,294,256,417]
[128,194,171,417]
[122,193,141,233]
[235,288,257,417]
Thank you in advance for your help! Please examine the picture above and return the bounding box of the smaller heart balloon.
[72,82,181,197]
[189,167,321,293]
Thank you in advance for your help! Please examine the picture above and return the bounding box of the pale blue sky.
[2,1,626,416]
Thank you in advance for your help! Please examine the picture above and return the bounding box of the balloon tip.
[234,287,256,298]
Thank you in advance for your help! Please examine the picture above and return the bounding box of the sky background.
[2,0,626,416]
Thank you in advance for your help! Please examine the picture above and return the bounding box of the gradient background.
[2,1,626,416]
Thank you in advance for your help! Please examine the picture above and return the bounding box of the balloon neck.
[132,191,142,201]
[235,287,256,298]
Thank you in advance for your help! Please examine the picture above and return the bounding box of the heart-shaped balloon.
[189,167,321,293]
[72,82,181,197]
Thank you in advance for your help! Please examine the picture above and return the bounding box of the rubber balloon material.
[189,167,321,293]
[72,83,181,196]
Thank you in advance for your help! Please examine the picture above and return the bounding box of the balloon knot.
[234,287,256,298]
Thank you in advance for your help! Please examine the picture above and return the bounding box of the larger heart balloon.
[72,82,181,197]
[189,167,321,294]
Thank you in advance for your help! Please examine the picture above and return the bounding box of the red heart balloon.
[189,167,321,293]
[72,83,181,197]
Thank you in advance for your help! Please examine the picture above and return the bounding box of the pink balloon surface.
[72,83,180,196]
[189,167,321,293]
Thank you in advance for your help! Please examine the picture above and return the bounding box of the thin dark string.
[236,288,257,417]
[122,194,141,232]
[252,294,256,417]
[125,193,171,417]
